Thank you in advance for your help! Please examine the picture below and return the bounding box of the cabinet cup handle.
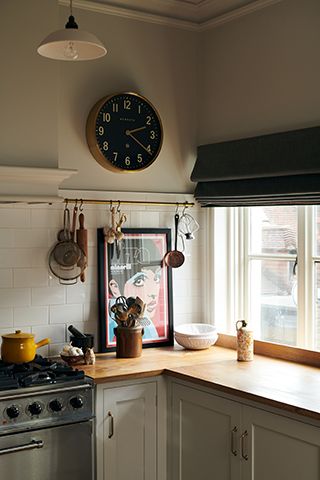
[231,426,238,456]
[107,411,114,439]
[240,430,248,460]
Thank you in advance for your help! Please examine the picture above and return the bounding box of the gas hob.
[0,356,94,435]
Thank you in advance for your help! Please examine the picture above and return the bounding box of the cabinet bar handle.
[240,430,248,460]
[107,411,114,439]
[231,426,238,456]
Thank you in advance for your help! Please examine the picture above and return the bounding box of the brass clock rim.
[86,92,163,173]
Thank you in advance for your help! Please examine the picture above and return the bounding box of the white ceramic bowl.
[174,323,218,350]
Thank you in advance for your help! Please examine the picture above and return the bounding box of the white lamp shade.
[37,29,107,61]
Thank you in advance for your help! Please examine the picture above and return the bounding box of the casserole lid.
[2,330,34,340]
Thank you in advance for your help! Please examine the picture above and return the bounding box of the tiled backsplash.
[0,194,205,357]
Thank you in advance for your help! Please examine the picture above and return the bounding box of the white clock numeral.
[113,152,118,161]
[137,154,143,163]
[146,116,151,125]
[103,113,111,122]
[150,130,155,139]
[125,156,130,165]
[124,100,131,110]
[138,105,141,114]
[147,145,152,153]
[98,126,104,136]
[112,103,118,113]
[103,141,109,151]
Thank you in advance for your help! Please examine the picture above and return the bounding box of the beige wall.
[0,1,198,193]
[0,0,58,168]
[58,5,198,193]
[198,0,320,145]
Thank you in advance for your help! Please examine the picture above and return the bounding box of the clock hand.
[127,132,152,155]
[126,126,146,135]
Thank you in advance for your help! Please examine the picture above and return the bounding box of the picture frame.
[97,228,174,352]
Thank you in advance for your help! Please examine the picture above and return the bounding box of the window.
[212,206,320,352]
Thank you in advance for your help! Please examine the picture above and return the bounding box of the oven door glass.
[0,420,93,480]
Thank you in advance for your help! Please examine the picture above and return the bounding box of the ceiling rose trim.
[59,0,284,30]
[58,0,199,31]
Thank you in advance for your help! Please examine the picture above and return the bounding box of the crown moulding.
[58,0,284,31]
[0,166,77,203]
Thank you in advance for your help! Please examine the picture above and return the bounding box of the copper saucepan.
[164,214,185,268]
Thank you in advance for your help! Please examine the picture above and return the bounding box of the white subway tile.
[31,209,62,228]
[0,209,30,228]
[37,344,49,357]
[0,230,14,248]
[0,249,33,268]
[13,268,49,288]
[66,284,97,304]
[130,211,160,228]
[32,287,65,306]
[13,229,49,248]
[49,304,83,324]
[32,324,66,344]
[0,308,14,327]
[0,288,31,307]
[83,302,98,323]
[0,269,13,288]
[14,306,48,326]
[31,248,50,268]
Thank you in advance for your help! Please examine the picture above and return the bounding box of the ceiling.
[71,0,283,27]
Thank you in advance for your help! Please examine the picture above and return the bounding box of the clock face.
[86,92,163,172]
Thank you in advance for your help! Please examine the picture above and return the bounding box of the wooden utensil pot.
[114,326,144,358]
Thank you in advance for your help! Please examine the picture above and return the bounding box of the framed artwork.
[97,228,174,352]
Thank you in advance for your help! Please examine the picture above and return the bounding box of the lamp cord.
[70,0,73,16]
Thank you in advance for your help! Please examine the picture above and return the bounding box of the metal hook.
[79,199,84,212]
[182,202,189,216]
[117,200,121,213]
[64,199,69,210]
[109,200,113,212]
[175,203,180,214]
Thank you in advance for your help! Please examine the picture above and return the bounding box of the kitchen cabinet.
[96,379,161,480]
[169,380,320,480]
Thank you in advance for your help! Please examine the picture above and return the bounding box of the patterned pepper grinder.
[236,320,254,362]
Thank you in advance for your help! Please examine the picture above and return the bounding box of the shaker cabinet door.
[170,382,241,480]
[242,406,320,480]
[102,382,157,480]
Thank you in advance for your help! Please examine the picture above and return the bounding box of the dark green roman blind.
[191,126,320,207]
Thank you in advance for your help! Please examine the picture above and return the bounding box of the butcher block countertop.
[81,345,320,422]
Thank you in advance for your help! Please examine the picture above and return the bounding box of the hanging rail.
[63,198,195,208]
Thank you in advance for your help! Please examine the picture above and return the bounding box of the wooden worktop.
[81,345,320,422]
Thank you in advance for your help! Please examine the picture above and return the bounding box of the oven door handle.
[0,439,44,456]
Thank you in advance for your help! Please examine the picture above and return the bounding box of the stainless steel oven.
[0,357,94,480]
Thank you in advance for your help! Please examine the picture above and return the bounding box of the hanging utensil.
[48,205,86,285]
[115,211,127,259]
[164,213,185,268]
[76,206,88,283]
[178,211,199,240]
[104,206,117,259]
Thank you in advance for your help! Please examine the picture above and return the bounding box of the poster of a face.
[98,229,173,352]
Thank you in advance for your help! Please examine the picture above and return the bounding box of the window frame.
[211,205,320,359]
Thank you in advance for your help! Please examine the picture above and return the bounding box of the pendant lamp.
[37,0,107,61]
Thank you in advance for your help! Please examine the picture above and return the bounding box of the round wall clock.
[86,92,163,172]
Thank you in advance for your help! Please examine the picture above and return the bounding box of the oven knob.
[28,402,42,416]
[49,399,63,412]
[6,405,20,419]
[70,396,83,409]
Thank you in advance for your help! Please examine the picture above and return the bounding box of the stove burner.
[0,355,85,391]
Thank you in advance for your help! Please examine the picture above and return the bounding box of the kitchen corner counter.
[80,345,320,422]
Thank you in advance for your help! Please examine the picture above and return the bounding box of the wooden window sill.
[216,333,320,368]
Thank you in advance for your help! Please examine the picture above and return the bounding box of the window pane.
[315,206,320,256]
[314,263,320,351]
[250,206,297,255]
[250,259,297,346]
